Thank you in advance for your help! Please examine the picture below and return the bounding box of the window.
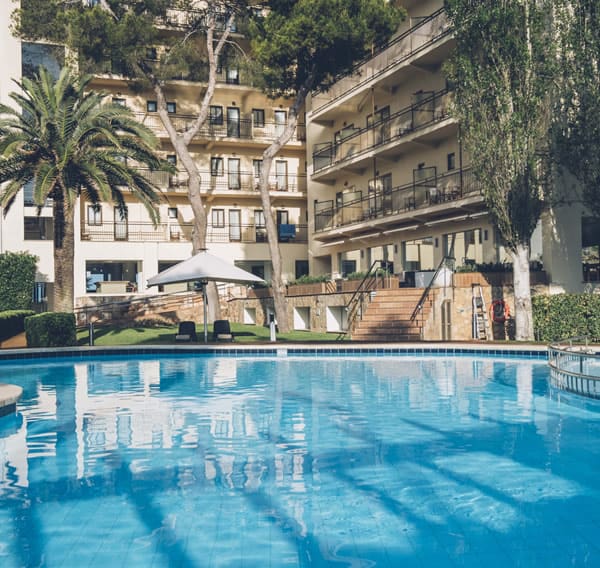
[167,154,177,165]
[582,216,600,282]
[276,210,289,225]
[443,229,483,268]
[228,158,241,190]
[226,67,239,85]
[24,217,53,240]
[212,209,225,228]
[253,160,262,187]
[112,97,126,107]
[295,260,309,279]
[168,207,178,219]
[166,101,176,114]
[210,157,224,176]
[87,204,102,226]
[255,210,266,242]
[447,152,456,171]
[274,110,286,136]
[146,47,157,60]
[114,207,128,241]
[209,105,223,125]
[229,209,241,241]
[252,109,265,127]
[147,100,157,113]
[275,160,288,191]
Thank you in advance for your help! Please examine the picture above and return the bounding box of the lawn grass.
[78,322,343,346]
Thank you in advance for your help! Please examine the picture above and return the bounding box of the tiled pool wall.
[0,344,549,362]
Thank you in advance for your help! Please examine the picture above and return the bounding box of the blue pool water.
[0,352,599,567]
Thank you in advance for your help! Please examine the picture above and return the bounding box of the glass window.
[146,47,157,60]
[447,152,456,171]
[210,157,224,177]
[582,216,600,282]
[274,110,286,136]
[87,205,102,226]
[24,217,53,240]
[209,106,223,125]
[212,209,225,228]
[167,154,177,165]
[166,101,176,114]
[229,209,241,241]
[228,158,241,190]
[443,229,483,267]
[112,97,126,107]
[168,207,178,219]
[252,109,265,127]
[226,67,239,85]
[402,237,435,271]
[147,100,157,112]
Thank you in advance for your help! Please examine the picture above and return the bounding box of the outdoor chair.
[175,320,197,342]
[212,320,234,342]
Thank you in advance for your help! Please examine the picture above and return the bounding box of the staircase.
[350,288,435,342]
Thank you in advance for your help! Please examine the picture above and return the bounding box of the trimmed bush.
[0,252,38,311]
[0,310,36,342]
[533,293,600,342]
[25,312,76,348]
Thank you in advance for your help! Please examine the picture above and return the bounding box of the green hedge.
[25,312,76,348]
[533,293,600,342]
[0,252,38,311]
[0,310,36,342]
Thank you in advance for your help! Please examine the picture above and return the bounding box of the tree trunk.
[510,242,534,341]
[53,197,75,312]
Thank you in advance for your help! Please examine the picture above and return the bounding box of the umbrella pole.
[202,282,208,343]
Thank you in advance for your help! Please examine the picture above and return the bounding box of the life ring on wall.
[490,299,510,323]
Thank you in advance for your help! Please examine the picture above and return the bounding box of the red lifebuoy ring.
[490,299,510,323]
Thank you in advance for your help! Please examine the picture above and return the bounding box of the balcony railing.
[313,89,452,173]
[314,168,481,233]
[311,8,451,116]
[135,113,306,143]
[137,168,307,194]
[80,221,308,244]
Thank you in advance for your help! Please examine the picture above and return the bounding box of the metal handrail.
[410,256,455,324]
[548,337,600,398]
[337,260,391,340]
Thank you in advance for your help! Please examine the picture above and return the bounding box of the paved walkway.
[0,332,26,349]
[0,382,22,416]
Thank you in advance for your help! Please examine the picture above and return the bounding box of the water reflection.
[0,354,599,567]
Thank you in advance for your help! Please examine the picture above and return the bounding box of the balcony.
[135,113,306,146]
[313,168,484,240]
[137,168,307,196]
[310,8,452,122]
[80,221,308,244]
[313,89,453,178]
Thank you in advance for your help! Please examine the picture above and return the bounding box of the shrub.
[0,252,38,311]
[288,274,330,286]
[0,310,36,342]
[533,293,600,342]
[25,312,77,347]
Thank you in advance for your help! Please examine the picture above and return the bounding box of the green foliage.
[533,293,600,342]
[0,251,38,311]
[445,0,556,252]
[0,310,36,342]
[454,261,543,273]
[288,274,330,286]
[25,312,77,347]
[553,0,600,217]
[249,0,404,96]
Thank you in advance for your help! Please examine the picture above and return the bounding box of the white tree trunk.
[510,243,534,341]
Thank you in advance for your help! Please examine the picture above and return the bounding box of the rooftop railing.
[314,168,481,233]
[311,8,451,116]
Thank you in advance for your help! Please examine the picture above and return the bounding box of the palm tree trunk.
[53,196,75,312]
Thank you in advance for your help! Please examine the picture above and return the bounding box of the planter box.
[453,271,548,287]
[286,282,327,296]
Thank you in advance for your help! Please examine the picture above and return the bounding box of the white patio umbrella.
[147,250,265,342]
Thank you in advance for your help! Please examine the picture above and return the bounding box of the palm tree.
[0,67,171,312]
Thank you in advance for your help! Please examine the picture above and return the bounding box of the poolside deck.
[0,383,23,417]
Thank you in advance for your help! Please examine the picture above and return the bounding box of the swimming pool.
[0,350,599,567]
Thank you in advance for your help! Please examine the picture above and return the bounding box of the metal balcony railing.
[313,89,452,173]
[137,168,307,194]
[314,168,481,233]
[311,8,451,116]
[80,221,308,244]
[135,113,306,143]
